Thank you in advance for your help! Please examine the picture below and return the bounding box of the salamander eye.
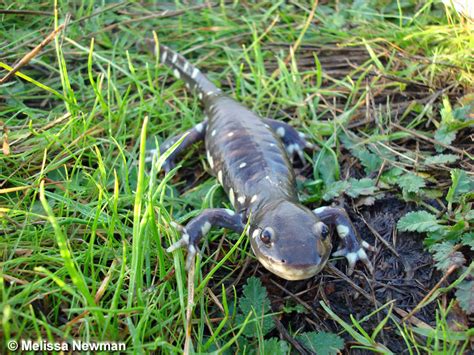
[320,224,329,240]
[260,227,274,245]
[314,222,329,241]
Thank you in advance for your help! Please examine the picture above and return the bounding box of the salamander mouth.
[256,254,328,281]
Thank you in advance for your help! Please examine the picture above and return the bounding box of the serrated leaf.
[434,125,456,152]
[380,167,403,186]
[297,331,344,355]
[461,233,474,250]
[397,173,426,194]
[323,180,349,201]
[339,132,355,150]
[447,169,474,203]
[346,178,376,198]
[424,154,458,165]
[430,242,466,271]
[455,280,474,315]
[261,338,290,354]
[452,104,472,121]
[397,211,441,233]
[351,147,383,174]
[238,276,274,337]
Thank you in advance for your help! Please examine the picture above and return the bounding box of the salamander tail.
[157,44,221,101]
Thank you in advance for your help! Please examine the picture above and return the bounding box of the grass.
[1,0,473,353]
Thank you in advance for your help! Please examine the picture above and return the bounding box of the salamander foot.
[263,118,315,163]
[313,206,375,275]
[332,240,375,275]
[166,209,244,269]
[166,222,198,269]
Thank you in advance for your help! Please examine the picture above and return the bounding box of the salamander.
[151,44,374,280]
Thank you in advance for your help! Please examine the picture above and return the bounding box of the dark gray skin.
[151,44,373,280]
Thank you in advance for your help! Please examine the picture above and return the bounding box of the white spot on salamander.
[171,53,178,64]
[228,132,234,137]
[173,69,180,79]
[345,252,357,266]
[239,162,247,168]
[198,92,203,100]
[161,51,168,63]
[229,188,235,206]
[207,91,214,96]
[211,129,217,137]
[195,122,204,133]
[313,206,328,214]
[225,209,235,216]
[217,170,223,185]
[191,68,199,79]
[238,196,246,204]
[183,62,189,72]
[264,123,270,129]
[336,224,350,238]
[201,221,211,235]
[206,150,214,169]
[252,229,260,240]
[276,127,285,137]
[250,195,258,203]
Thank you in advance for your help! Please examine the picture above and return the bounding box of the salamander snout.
[249,200,332,280]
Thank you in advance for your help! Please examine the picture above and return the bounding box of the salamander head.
[249,200,332,280]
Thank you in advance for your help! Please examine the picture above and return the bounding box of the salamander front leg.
[263,118,314,163]
[146,120,208,173]
[313,206,374,275]
[166,208,244,268]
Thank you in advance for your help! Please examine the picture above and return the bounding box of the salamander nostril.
[281,259,286,263]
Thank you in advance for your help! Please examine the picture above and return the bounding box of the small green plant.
[397,168,473,316]
[234,277,344,354]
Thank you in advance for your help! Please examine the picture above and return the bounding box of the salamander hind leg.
[166,208,244,268]
[313,206,375,275]
[263,118,314,163]
[146,120,207,173]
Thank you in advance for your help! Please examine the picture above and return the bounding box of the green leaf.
[464,210,474,222]
[440,96,454,124]
[323,180,350,201]
[351,147,383,174]
[346,178,376,198]
[397,211,441,233]
[430,242,466,271]
[424,154,458,165]
[434,125,456,152]
[447,169,474,203]
[461,233,474,250]
[315,149,339,185]
[261,338,290,354]
[397,173,426,194]
[455,280,474,315]
[452,104,472,121]
[297,331,344,355]
[380,167,403,186]
[282,303,307,314]
[237,276,274,337]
